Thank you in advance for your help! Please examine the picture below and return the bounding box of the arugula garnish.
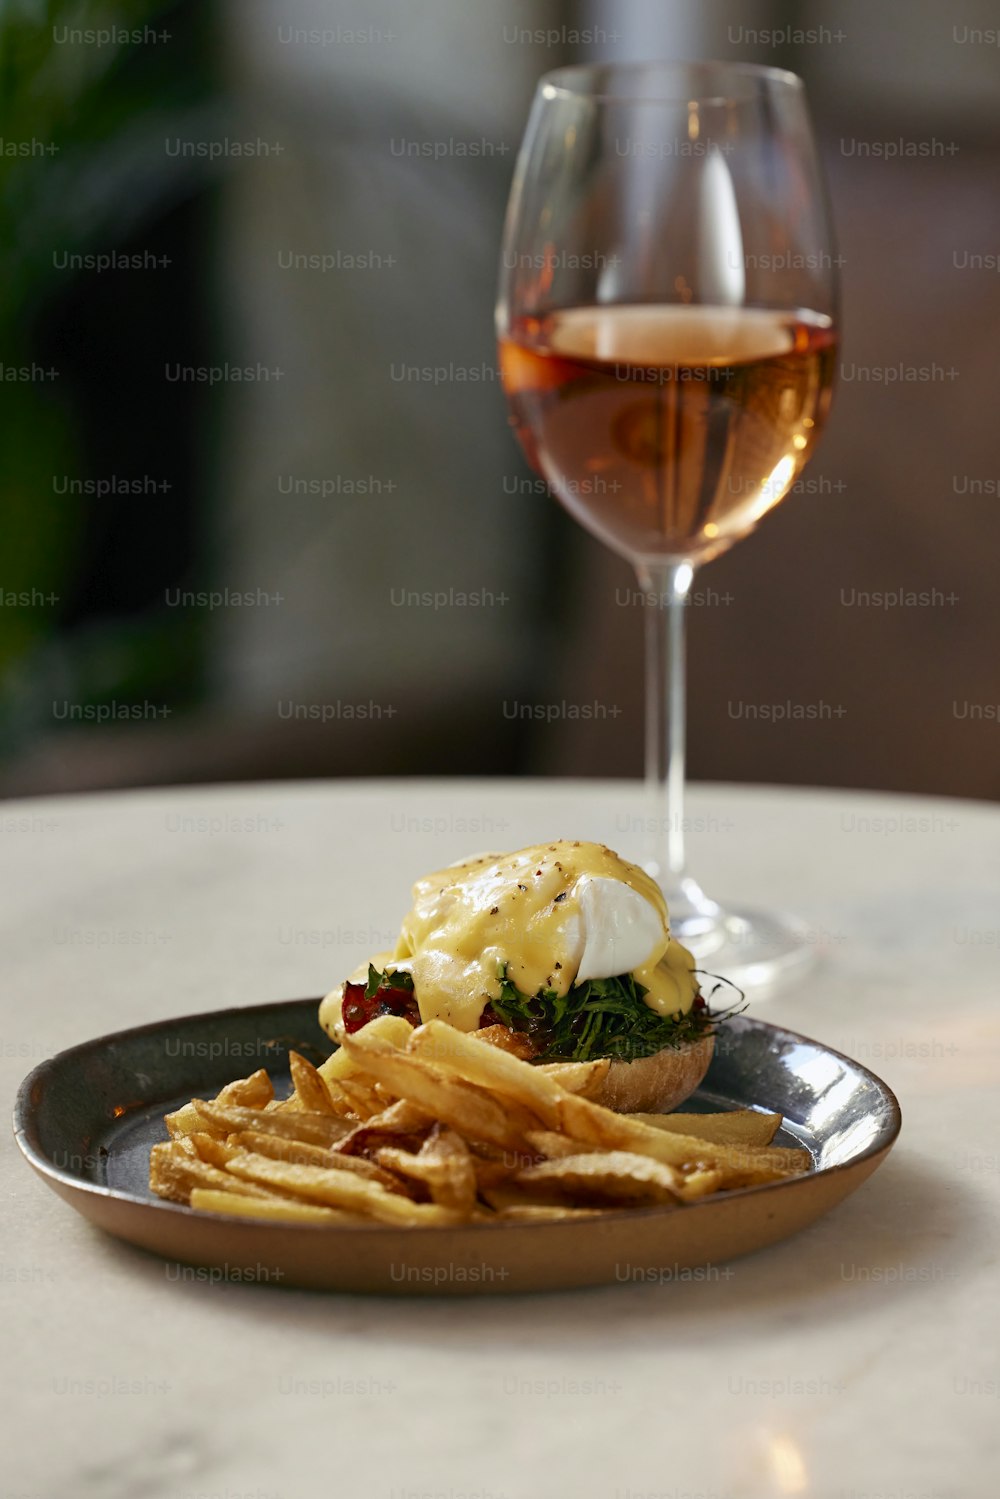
[364,963,414,999]
[489,968,742,1063]
[363,961,742,1065]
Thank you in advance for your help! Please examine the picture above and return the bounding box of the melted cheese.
[370,841,699,1032]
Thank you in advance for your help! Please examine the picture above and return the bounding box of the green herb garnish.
[489,968,741,1063]
[364,963,414,999]
[363,961,742,1065]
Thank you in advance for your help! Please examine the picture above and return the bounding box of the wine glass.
[496,61,839,992]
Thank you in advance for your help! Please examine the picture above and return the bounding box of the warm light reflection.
[767,455,796,492]
[793,433,808,450]
[744,455,795,524]
[687,101,700,141]
[697,148,745,305]
[674,562,695,597]
[768,1432,808,1493]
[704,522,719,538]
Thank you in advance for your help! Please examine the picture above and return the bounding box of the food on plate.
[149,842,809,1228]
[318,841,739,1113]
[150,1015,812,1225]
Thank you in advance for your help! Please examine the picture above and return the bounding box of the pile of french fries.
[150,1016,811,1225]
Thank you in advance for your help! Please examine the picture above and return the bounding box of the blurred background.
[2,0,999,801]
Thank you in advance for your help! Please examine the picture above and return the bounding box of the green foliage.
[490,968,724,1062]
[0,2,215,736]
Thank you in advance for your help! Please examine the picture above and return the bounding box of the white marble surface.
[3,778,998,1499]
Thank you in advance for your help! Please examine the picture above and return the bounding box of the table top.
[4,778,998,1499]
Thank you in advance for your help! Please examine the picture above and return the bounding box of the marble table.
[4,779,998,1499]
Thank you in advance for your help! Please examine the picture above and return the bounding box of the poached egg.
[322,841,698,1035]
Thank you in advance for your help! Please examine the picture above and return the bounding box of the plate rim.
[12,998,903,1236]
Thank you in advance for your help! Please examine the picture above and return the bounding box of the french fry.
[334,1077,386,1120]
[631,1110,783,1146]
[318,1014,414,1084]
[407,1020,567,1126]
[515,1151,682,1207]
[675,1168,726,1201]
[192,1099,352,1147]
[338,1029,542,1151]
[536,1058,611,1100]
[469,1156,521,1193]
[153,1006,811,1223]
[524,1130,583,1160]
[187,1132,242,1170]
[494,1203,606,1221]
[189,1188,361,1224]
[323,1079,360,1117]
[477,1179,574,1213]
[409,1022,810,1182]
[555,1092,811,1185]
[410,1027,807,1183]
[287,1051,337,1115]
[221,1150,464,1226]
[335,1099,435,1158]
[220,1068,275,1110]
[165,1068,274,1138]
[229,1130,334,1169]
[376,1127,477,1214]
[230,1130,404,1190]
[149,1141,276,1205]
[164,1102,207,1139]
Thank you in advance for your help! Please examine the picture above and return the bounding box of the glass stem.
[637,559,720,936]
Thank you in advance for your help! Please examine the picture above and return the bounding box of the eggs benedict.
[318,841,722,1113]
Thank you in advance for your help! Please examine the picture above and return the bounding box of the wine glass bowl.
[497,62,840,992]
[498,303,836,567]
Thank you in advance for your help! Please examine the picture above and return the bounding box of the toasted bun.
[587,1034,715,1114]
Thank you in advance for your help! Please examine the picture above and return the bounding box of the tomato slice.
[341,979,420,1033]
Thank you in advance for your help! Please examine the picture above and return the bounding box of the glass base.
[671,905,818,998]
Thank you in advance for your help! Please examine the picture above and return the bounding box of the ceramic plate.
[13,1001,901,1295]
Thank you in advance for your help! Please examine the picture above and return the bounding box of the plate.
[13,1001,901,1295]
